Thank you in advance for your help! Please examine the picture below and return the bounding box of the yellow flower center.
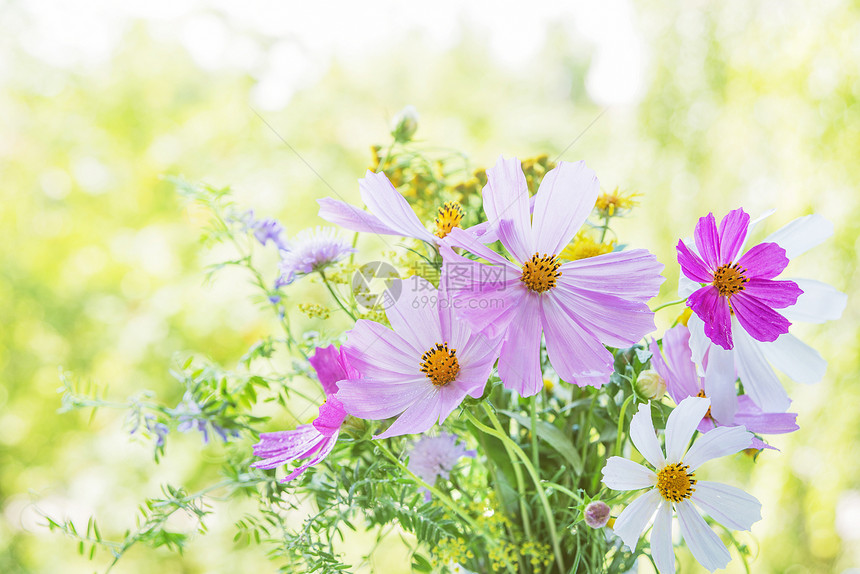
[712,263,749,297]
[695,389,713,419]
[656,463,697,503]
[420,343,460,387]
[521,253,562,293]
[434,201,464,238]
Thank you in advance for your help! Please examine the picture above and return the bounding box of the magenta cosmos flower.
[251,345,355,482]
[335,277,500,438]
[439,156,664,396]
[318,170,494,245]
[650,325,798,449]
[676,208,802,350]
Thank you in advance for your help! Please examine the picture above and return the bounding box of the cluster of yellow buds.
[431,537,474,569]
[560,231,616,261]
[297,303,330,320]
[521,154,556,195]
[594,187,640,219]
[520,541,553,571]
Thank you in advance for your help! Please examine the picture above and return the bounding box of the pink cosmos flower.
[681,213,846,411]
[650,325,798,449]
[676,208,803,351]
[336,277,500,439]
[602,397,762,574]
[439,156,664,396]
[251,345,355,482]
[318,170,493,245]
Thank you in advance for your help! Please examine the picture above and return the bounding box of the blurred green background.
[1,0,858,572]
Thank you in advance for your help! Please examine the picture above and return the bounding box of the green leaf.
[500,410,584,474]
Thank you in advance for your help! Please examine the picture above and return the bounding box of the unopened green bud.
[391,105,419,142]
[635,369,666,400]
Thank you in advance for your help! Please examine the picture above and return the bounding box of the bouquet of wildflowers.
[52,109,846,573]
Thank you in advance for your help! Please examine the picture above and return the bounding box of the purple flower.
[439,156,664,396]
[174,392,240,444]
[253,218,289,251]
[676,208,803,351]
[681,213,846,411]
[277,227,355,286]
[650,325,798,449]
[407,432,475,500]
[336,277,501,438]
[318,171,494,244]
[252,345,355,482]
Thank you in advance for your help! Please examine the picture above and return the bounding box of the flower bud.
[635,369,666,400]
[391,105,419,142]
[584,501,611,528]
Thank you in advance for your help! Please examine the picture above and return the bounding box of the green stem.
[530,395,540,473]
[469,404,566,574]
[599,215,611,243]
[615,395,636,457]
[319,270,357,321]
[651,298,686,313]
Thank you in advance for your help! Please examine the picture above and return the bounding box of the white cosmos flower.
[680,213,847,412]
[601,397,762,574]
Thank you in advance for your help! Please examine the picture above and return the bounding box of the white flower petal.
[678,274,699,299]
[665,397,710,464]
[650,502,675,574]
[613,489,662,552]
[602,457,657,491]
[740,209,776,253]
[682,426,752,471]
[759,332,826,385]
[686,313,709,377]
[692,481,762,531]
[703,344,738,424]
[630,402,666,468]
[764,213,833,259]
[781,278,847,324]
[676,499,732,572]
[732,317,790,412]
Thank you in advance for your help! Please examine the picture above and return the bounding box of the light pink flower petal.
[336,377,432,419]
[601,456,657,491]
[676,499,732,572]
[682,425,752,470]
[551,284,657,349]
[482,156,533,263]
[374,388,443,439]
[732,318,791,412]
[252,425,320,468]
[498,296,544,397]
[541,294,615,388]
[650,502,675,574]
[359,170,437,244]
[693,213,721,269]
[532,160,599,255]
[317,197,401,237]
[385,276,443,351]
[283,434,338,482]
[613,489,662,552]
[677,239,713,283]
[654,326,701,401]
[344,320,421,379]
[442,227,520,268]
[759,333,826,384]
[687,286,733,350]
[764,213,833,259]
[734,396,799,434]
[731,291,792,343]
[718,208,751,263]
[629,402,666,468]
[736,242,789,280]
[559,249,665,301]
[437,274,472,352]
[665,396,711,463]
[781,279,846,324]
[692,481,762,531]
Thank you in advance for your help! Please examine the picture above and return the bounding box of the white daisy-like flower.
[601,396,762,573]
[680,213,847,412]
